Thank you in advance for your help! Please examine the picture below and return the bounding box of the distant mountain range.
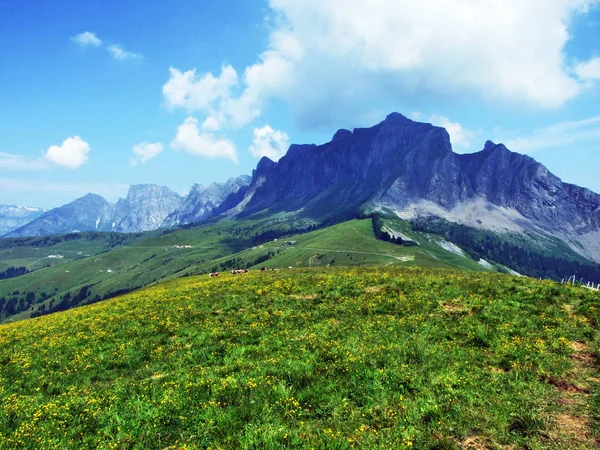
[2,177,250,237]
[3,112,600,264]
[0,205,47,236]
[162,175,251,228]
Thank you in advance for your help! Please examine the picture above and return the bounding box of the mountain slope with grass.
[0,217,495,322]
[1,266,598,449]
[4,214,600,323]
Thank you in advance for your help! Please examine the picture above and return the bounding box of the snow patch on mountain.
[437,240,466,257]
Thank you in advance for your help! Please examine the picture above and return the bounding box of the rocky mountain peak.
[161,175,251,228]
[253,157,277,180]
[79,193,109,204]
[483,140,497,151]
[384,112,410,123]
[114,184,183,233]
[332,129,352,142]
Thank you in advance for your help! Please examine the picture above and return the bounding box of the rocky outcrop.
[115,185,183,232]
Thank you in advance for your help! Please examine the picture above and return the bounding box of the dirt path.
[547,339,599,448]
[302,246,414,261]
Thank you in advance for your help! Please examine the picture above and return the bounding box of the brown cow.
[209,272,219,277]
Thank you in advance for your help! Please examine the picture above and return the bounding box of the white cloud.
[170,117,238,163]
[107,44,143,61]
[502,116,600,153]
[71,31,102,47]
[162,66,238,112]
[250,125,290,161]
[45,136,90,169]
[0,153,48,171]
[201,116,221,132]
[425,115,475,150]
[575,57,600,81]
[164,0,600,130]
[130,142,164,167]
[0,153,49,171]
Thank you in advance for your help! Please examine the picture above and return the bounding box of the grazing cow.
[261,266,267,271]
[209,272,219,277]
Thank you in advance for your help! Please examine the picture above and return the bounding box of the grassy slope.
[0,232,150,271]
[161,219,490,282]
[380,217,488,272]
[0,220,260,321]
[0,267,599,449]
[1,219,490,322]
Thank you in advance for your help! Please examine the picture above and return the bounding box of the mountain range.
[2,112,599,264]
[2,177,250,237]
[0,205,47,236]
[219,113,600,262]
[161,175,251,228]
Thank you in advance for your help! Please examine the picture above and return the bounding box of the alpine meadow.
[2,1,600,449]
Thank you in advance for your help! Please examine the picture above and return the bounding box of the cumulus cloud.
[45,136,90,169]
[71,31,102,47]
[107,44,143,61]
[170,117,238,163]
[162,66,238,112]
[201,116,221,132]
[502,116,600,153]
[418,114,476,150]
[164,0,600,130]
[250,125,291,161]
[575,57,600,82]
[130,142,164,166]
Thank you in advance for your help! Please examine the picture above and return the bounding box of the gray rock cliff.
[220,113,600,261]
[115,184,183,232]
[162,175,251,227]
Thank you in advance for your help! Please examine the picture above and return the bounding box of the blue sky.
[0,0,599,208]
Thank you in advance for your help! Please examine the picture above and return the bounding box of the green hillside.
[1,267,599,449]
[0,231,150,272]
[3,214,599,324]
[0,218,287,321]
[0,218,493,323]
[206,218,486,272]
